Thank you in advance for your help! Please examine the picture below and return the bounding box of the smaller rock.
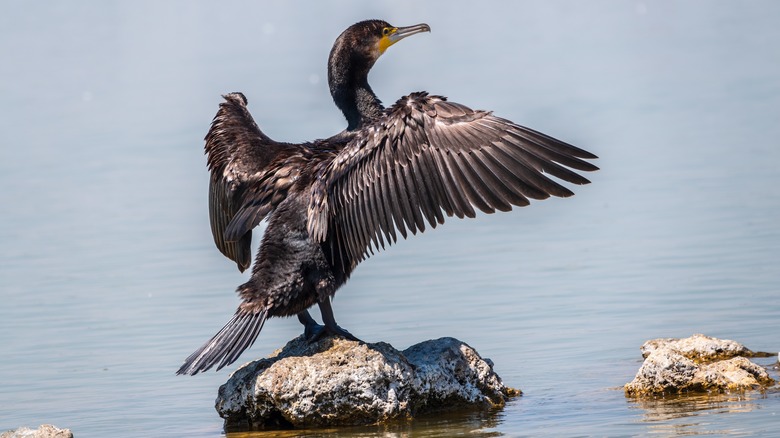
[0,425,73,438]
[625,334,775,397]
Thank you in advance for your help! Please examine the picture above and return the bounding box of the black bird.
[177,20,598,375]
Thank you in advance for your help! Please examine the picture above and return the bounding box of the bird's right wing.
[307,92,598,266]
[204,93,284,272]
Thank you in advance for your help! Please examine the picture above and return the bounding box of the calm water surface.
[2,1,779,437]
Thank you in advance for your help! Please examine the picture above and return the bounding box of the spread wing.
[308,92,598,265]
[204,92,285,272]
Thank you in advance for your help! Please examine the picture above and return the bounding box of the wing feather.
[385,168,408,240]
[401,160,427,232]
[449,152,495,214]
[474,149,533,206]
[431,150,475,219]
[365,180,386,251]
[416,151,448,224]
[309,92,598,263]
[378,170,400,243]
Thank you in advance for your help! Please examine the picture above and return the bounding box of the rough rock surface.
[0,425,73,438]
[639,333,759,362]
[625,334,775,396]
[216,336,519,429]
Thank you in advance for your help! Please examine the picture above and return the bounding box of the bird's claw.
[304,323,361,343]
[304,323,325,342]
[327,324,361,342]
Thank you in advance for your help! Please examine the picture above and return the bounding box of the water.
[1,1,779,436]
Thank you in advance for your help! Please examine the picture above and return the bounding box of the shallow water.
[2,1,779,436]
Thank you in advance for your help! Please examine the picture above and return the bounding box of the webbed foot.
[317,298,361,342]
[298,310,325,341]
[296,301,362,343]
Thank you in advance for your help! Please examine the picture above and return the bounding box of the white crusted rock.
[216,336,519,429]
[624,349,699,395]
[626,334,775,396]
[694,356,774,391]
[0,425,73,438]
[639,334,756,361]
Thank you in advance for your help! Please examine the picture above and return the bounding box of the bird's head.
[330,20,431,74]
[328,20,430,130]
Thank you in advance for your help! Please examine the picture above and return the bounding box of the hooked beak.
[389,23,431,44]
[379,23,431,54]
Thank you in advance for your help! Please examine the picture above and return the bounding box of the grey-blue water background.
[2,1,779,436]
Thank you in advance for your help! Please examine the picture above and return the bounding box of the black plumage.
[177,19,598,375]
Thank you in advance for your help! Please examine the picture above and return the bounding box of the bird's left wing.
[205,93,285,272]
[307,92,598,266]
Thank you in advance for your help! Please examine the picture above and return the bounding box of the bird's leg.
[313,297,361,342]
[298,310,325,341]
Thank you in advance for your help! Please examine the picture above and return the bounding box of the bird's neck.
[328,46,383,131]
[332,81,383,131]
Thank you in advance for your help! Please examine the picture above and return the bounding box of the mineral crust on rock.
[625,334,775,396]
[639,333,760,362]
[216,336,519,429]
[0,425,73,438]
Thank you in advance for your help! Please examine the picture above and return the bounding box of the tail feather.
[177,309,267,375]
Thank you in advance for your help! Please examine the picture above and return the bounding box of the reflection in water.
[225,408,505,438]
[628,390,778,436]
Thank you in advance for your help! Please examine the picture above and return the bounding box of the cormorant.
[177,20,598,375]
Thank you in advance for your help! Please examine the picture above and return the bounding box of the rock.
[0,425,73,438]
[216,336,519,429]
[625,334,775,396]
[639,333,758,362]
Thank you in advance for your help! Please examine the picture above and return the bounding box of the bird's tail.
[176,309,267,375]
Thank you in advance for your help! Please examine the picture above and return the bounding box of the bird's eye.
[382,27,391,36]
